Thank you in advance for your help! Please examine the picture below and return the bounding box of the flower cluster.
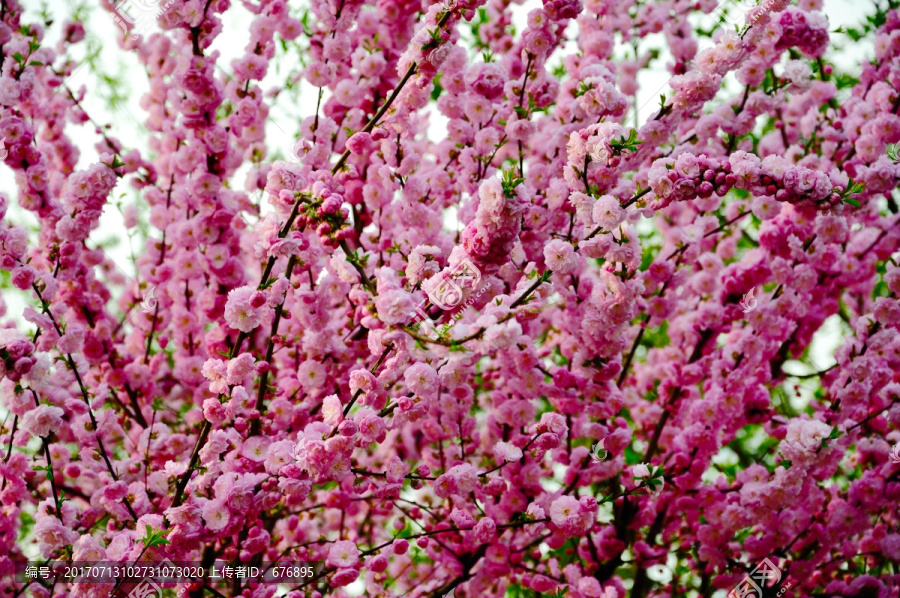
[1,0,899,596]
[648,150,843,212]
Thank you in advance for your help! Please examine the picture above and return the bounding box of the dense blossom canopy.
[0,0,899,596]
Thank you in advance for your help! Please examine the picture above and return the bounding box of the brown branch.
[250,254,298,436]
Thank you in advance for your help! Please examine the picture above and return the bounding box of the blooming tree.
[1,0,900,596]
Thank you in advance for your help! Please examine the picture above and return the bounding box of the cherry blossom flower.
[0,0,896,594]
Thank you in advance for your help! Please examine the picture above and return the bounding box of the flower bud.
[249,291,266,308]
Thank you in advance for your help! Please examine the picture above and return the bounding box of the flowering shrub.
[1,0,900,596]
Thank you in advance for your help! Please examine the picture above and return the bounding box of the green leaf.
[430,73,443,101]
[500,167,525,197]
[574,80,595,98]
[642,322,670,348]
[18,510,34,542]
[138,524,171,548]
[623,445,641,465]
[509,511,528,524]
[609,128,644,155]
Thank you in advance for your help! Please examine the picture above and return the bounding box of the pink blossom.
[331,568,359,586]
[375,289,415,326]
[0,2,894,595]
[203,398,227,425]
[328,540,359,568]
[322,394,343,427]
[241,436,270,462]
[404,362,439,399]
[781,418,835,468]
[297,360,327,390]
[201,499,231,531]
[72,534,107,561]
[494,441,523,462]
[543,239,578,274]
[473,517,496,543]
[549,496,581,526]
[349,369,377,395]
[164,461,189,477]
[21,405,64,438]
[33,517,78,556]
[226,353,255,385]
[202,358,228,395]
[592,195,626,230]
[224,286,264,332]
[393,539,409,555]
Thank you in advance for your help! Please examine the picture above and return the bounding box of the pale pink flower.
[72,534,107,561]
[241,436,270,462]
[21,405,65,438]
[404,362,439,399]
[298,360,327,390]
[327,540,359,568]
[201,499,231,531]
[494,441,523,462]
[592,195,626,230]
[549,496,581,526]
[527,503,545,520]
[544,239,578,274]
[226,353,255,385]
[201,358,228,395]
[322,394,343,427]
[224,286,263,332]
[33,516,78,555]
[164,461,189,477]
[375,289,415,326]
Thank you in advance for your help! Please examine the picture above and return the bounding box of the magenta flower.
[0,0,896,594]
